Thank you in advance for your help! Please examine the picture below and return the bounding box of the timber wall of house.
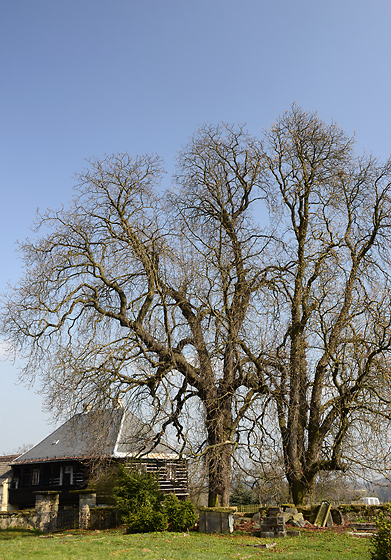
[9,461,88,508]
[9,457,189,510]
[131,459,189,496]
[12,462,87,489]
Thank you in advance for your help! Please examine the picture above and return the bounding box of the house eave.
[112,451,180,460]
[10,455,104,465]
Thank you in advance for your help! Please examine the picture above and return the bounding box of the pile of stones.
[255,506,307,538]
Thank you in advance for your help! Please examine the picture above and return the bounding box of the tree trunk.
[288,474,315,506]
[207,441,232,506]
[205,398,233,507]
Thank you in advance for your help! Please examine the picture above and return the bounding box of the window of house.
[32,469,40,485]
[63,465,74,485]
[166,464,176,481]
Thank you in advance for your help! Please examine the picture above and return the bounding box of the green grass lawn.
[0,528,371,560]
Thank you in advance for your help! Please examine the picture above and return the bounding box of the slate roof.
[11,409,179,465]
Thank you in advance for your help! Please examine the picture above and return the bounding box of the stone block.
[274,531,287,538]
[260,531,275,538]
[287,530,301,537]
[262,517,276,526]
[291,517,307,528]
[255,541,277,549]
[199,510,234,534]
[283,507,298,514]
[268,507,283,515]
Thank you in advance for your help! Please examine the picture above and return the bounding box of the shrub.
[113,465,197,533]
[371,513,391,560]
[163,493,198,532]
[113,465,164,522]
[90,463,122,505]
[126,506,168,533]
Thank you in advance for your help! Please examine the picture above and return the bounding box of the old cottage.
[8,408,188,509]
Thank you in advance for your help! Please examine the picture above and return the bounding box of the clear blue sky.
[1,0,391,453]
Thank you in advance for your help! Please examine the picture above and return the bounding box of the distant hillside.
[366,479,391,503]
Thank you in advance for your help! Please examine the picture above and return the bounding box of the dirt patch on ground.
[235,518,358,536]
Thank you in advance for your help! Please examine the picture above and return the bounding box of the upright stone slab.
[35,491,60,533]
[314,501,332,528]
[198,507,236,534]
[331,508,345,525]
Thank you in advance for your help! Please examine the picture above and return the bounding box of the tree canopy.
[245,107,391,503]
[3,105,391,505]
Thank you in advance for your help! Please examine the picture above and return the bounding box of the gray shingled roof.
[12,409,179,464]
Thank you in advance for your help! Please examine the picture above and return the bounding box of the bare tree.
[1,127,269,507]
[242,106,391,504]
[4,107,391,507]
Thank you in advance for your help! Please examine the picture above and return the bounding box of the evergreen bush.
[113,465,197,533]
[113,465,163,524]
[229,483,258,506]
[163,493,198,532]
[371,513,391,560]
[126,506,168,533]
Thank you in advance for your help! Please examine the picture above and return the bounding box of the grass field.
[0,528,372,560]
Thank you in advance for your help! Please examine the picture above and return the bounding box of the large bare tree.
[242,106,391,504]
[1,126,269,507]
[3,107,391,507]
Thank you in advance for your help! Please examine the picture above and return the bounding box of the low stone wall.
[0,509,38,530]
[0,493,120,533]
[258,503,391,525]
[0,492,59,532]
[337,504,391,522]
[89,506,120,529]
